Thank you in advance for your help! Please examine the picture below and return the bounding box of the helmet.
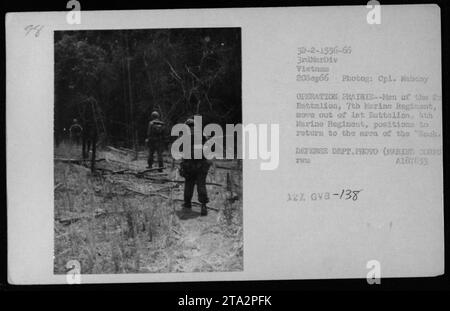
[185,118,194,127]
[151,111,160,119]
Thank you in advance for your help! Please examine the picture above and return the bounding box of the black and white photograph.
[53,28,243,274]
[4,2,447,291]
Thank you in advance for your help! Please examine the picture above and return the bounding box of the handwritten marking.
[287,189,363,202]
[24,25,44,37]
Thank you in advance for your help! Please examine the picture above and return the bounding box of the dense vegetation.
[54,28,242,147]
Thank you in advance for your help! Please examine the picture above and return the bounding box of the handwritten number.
[24,25,44,37]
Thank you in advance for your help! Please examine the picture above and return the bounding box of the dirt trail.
[168,208,229,272]
[54,144,243,274]
[125,154,242,273]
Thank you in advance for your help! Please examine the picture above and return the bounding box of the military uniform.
[69,119,82,145]
[147,112,165,171]
[81,113,97,160]
[180,120,210,216]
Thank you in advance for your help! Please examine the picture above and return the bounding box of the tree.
[54,28,242,147]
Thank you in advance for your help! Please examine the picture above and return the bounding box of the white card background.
[7,5,443,284]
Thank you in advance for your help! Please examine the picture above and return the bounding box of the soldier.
[80,99,98,163]
[69,118,83,145]
[82,117,96,160]
[179,118,211,216]
[146,111,165,172]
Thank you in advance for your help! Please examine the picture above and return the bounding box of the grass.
[54,141,243,274]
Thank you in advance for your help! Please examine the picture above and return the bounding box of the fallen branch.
[106,146,128,155]
[155,185,180,192]
[56,209,136,226]
[54,158,105,163]
[111,169,127,174]
[118,147,135,153]
[171,228,182,235]
[97,167,128,175]
[98,167,168,179]
[122,186,170,199]
[55,210,107,225]
[142,172,167,177]
[144,177,224,187]
[138,167,166,174]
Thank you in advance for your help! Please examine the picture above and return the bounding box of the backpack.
[180,159,211,178]
[150,120,165,138]
[70,124,82,135]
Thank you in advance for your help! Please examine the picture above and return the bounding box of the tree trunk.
[91,131,97,173]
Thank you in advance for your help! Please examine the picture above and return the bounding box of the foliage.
[54,28,242,147]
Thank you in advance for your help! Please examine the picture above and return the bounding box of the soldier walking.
[179,118,211,216]
[80,99,98,166]
[146,111,165,172]
[69,118,83,145]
